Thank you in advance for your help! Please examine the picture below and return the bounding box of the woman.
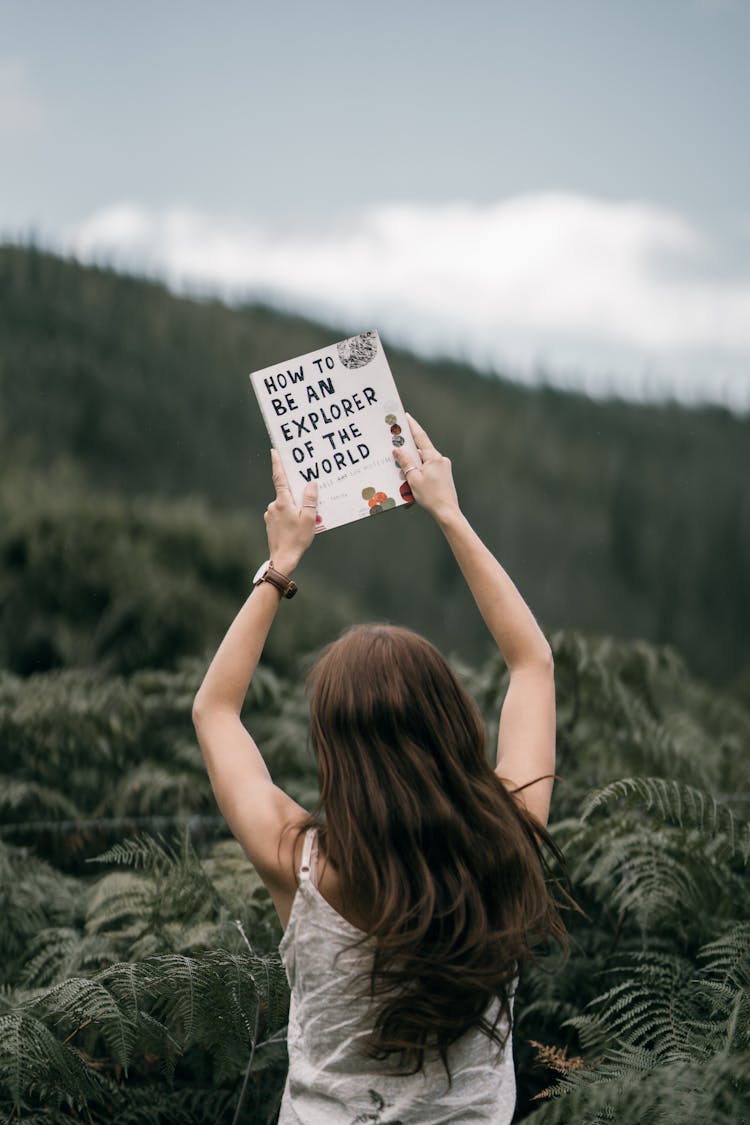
[193,414,566,1124]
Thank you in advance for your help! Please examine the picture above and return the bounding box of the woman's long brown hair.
[284,624,568,1086]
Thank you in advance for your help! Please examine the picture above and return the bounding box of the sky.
[2,0,750,411]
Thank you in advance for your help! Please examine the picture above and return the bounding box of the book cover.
[249,330,421,532]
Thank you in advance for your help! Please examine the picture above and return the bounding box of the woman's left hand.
[264,449,318,574]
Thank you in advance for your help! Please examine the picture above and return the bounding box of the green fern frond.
[98,762,212,819]
[574,955,699,1062]
[30,975,135,1068]
[85,871,156,938]
[1,947,289,1114]
[561,816,714,931]
[0,1010,106,1110]
[0,778,82,822]
[582,777,750,864]
[20,928,120,988]
[531,1047,750,1124]
[698,922,750,988]
[0,842,78,983]
[88,832,182,871]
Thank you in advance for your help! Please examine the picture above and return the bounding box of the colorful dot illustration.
[362,484,394,515]
[388,410,414,506]
[386,411,408,451]
[360,409,416,515]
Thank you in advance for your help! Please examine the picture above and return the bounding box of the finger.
[301,479,318,518]
[405,413,440,459]
[270,448,292,495]
[392,446,421,475]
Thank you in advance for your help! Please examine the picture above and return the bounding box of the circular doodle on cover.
[374,491,387,504]
[390,423,401,435]
[392,435,405,447]
[337,331,378,369]
[367,496,379,508]
[369,503,383,515]
[385,413,397,425]
[315,515,323,525]
[400,481,414,501]
[362,486,376,500]
[381,497,396,510]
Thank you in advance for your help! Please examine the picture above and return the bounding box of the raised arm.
[393,416,556,827]
[192,451,318,894]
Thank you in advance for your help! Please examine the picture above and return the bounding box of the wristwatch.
[252,559,298,599]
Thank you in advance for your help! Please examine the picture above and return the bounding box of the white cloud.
[0,59,42,133]
[64,194,750,411]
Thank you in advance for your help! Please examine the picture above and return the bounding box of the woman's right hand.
[393,414,462,526]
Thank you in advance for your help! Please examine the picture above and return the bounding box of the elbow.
[192,692,209,727]
[192,692,237,727]
[535,640,554,672]
[515,645,554,675]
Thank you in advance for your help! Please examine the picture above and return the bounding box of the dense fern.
[2,630,749,1121]
[0,842,79,987]
[518,772,750,1119]
[20,927,121,989]
[583,775,750,863]
[0,949,289,1120]
[84,832,281,960]
[531,1047,750,1125]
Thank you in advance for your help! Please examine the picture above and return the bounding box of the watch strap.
[256,563,298,599]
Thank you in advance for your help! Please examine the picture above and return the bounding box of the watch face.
[253,559,270,585]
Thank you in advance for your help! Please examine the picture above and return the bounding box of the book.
[249,330,421,532]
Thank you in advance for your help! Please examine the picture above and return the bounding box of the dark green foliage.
[1,631,748,1121]
[0,656,314,868]
[0,464,355,677]
[2,949,289,1122]
[1,244,749,686]
[510,641,750,1122]
[0,844,79,988]
[0,832,288,1122]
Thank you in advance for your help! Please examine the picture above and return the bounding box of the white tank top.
[277,827,516,1124]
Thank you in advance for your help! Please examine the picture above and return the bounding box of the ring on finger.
[404,465,420,476]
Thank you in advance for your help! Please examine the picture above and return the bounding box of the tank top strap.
[298,826,319,887]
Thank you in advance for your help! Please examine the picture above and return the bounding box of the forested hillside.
[1,244,748,688]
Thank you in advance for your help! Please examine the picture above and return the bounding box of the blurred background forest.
[1,244,749,1122]
[2,244,748,692]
